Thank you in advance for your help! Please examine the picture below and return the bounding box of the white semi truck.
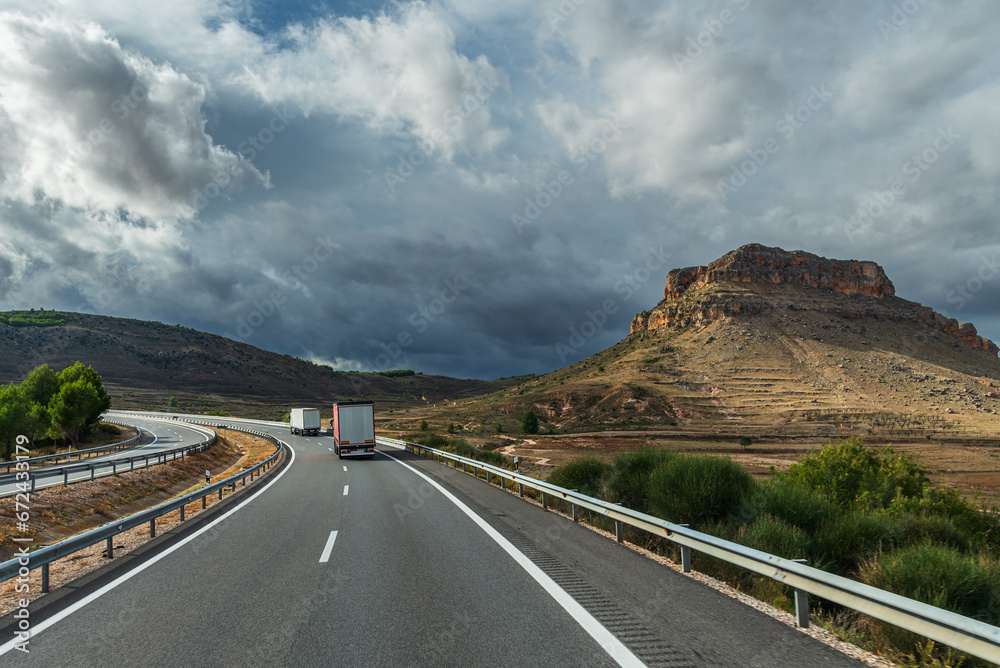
[290,408,321,436]
[331,401,375,458]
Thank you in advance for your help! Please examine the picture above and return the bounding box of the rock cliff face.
[662,243,895,301]
[632,244,999,357]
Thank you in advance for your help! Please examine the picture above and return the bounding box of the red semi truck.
[331,401,376,459]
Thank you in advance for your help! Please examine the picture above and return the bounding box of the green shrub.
[781,437,928,511]
[447,439,476,458]
[859,545,999,656]
[417,434,448,449]
[547,456,612,498]
[756,479,836,534]
[446,422,456,433]
[521,410,539,434]
[648,454,756,527]
[419,420,428,431]
[475,449,507,467]
[420,436,507,468]
[890,485,999,552]
[600,448,678,513]
[897,513,973,553]
[736,515,811,560]
[810,511,904,576]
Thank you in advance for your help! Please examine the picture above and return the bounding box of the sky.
[0,0,997,379]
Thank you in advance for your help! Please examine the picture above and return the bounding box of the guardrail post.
[792,559,810,627]
[112,461,116,475]
[795,589,809,628]
[615,520,624,543]
[63,470,68,488]
[41,563,49,593]
[572,504,579,522]
[106,536,113,559]
[541,492,548,510]
[130,459,134,472]
[30,475,36,493]
[218,488,223,501]
[180,504,186,522]
[500,476,505,491]
[90,466,95,481]
[202,495,206,509]
[519,483,524,498]
[681,546,692,573]
[150,519,155,538]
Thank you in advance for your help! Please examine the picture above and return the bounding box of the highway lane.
[0,416,867,666]
[0,425,623,667]
[0,416,214,497]
[384,447,866,667]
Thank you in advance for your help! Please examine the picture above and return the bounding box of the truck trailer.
[331,401,375,458]
[290,408,321,436]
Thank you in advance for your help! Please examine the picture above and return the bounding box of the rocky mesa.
[631,243,999,357]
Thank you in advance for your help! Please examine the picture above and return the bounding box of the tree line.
[0,363,111,458]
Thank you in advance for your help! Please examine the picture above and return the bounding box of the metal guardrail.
[0,419,142,474]
[0,421,284,594]
[380,436,1000,664]
[0,419,219,497]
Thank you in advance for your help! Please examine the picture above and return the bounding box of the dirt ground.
[0,428,278,616]
[495,434,1000,507]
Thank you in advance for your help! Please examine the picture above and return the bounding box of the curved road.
[0,416,214,497]
[0,413,865,667]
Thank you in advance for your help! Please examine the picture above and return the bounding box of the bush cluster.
[544,438,1000,663]
[415,436,508,468]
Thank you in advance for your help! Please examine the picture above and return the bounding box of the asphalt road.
[0,416,214,498]
[0,415,866,667]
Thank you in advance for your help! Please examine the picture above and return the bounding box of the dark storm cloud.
[0,1,997,379]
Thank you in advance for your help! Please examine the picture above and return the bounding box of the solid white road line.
[0,441,295,657]
[379,450,646,668]
[319,531,338,563]
[343,485,349,496]
[343,466,347,472]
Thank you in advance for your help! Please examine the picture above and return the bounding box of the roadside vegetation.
[414,434,508,468]
[0,362,112,458]
[545,438,1000,667]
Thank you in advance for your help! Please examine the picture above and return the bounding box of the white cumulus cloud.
[0,11,267,220]
[233,2,509,160]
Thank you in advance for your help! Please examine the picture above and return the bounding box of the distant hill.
[0,312,521,417]
[451,244,1000,441]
